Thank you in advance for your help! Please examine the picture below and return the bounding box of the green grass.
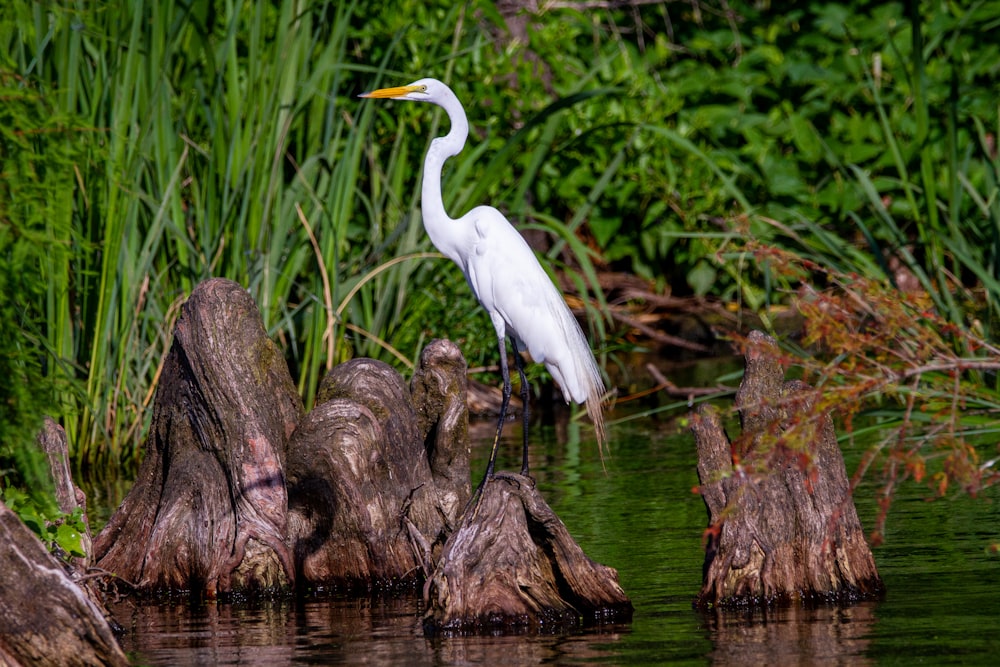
[1,0,619,468]
[3,0,1000,524]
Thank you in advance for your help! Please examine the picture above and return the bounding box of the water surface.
[100,407,1000,665]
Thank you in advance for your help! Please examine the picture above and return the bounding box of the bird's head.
[358,78,450,105]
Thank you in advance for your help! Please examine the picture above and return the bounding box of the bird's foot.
[491,470,535,490]
[462,470,536,522]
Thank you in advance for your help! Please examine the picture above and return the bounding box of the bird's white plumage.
[360,77,606,469]
[461,204,597,406]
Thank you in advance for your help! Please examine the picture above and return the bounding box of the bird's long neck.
[420,92,469,262]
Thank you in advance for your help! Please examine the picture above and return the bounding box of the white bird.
[359,78,606,488]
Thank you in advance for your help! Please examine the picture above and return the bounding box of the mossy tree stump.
[691,330,884,607]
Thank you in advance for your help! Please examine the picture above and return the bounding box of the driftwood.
[0,420,128,667]
[423,473,633,633]
[691,330,884,607]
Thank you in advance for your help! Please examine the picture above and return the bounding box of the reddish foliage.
[740,242,1000,541]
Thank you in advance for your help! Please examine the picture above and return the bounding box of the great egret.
[359,78,606,487]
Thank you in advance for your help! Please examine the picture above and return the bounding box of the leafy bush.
[1,487,88,560]
[2,0,999,482]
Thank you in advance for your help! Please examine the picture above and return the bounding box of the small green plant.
[1,486,88,560]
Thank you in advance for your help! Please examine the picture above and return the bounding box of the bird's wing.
[463,206,547,330]
[463,206,602,406]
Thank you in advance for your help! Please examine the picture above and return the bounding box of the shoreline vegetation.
[3,1,999,547]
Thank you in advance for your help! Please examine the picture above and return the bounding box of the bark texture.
[286,340,470,589]
[0,502,129,667]
[410,339,471,518]
[51,277,623,640]
[692,330,884,607]
[93,278,302,595]
[91,279,472,595]
[423,473,633,633]
[0,420,127,667]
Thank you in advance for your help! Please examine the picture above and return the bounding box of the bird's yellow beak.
[358,84,423,100]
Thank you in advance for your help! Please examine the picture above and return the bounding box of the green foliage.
[1,486,88,559]
[2,0,999,493]
[487,1,1000,320]
[683,3,1000,320]
[0,65,81,511]
[0,0,614,465]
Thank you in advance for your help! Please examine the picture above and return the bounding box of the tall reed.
[5,0,616,468]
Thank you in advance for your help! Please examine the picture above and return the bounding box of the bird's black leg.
[513,347,530,476]
[480,335,513,491]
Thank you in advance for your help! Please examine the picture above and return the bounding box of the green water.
[107,411,1000,665]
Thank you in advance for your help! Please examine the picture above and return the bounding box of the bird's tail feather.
[586,383,608,469]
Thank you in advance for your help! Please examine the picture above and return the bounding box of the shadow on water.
[91,376,1000,665]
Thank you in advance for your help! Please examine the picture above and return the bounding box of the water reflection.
[701,603,877,667]
[110,595,632,665]
[112,599,299,666]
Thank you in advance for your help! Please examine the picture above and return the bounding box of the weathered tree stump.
[691,330,884,607]
[423,473,633,633]
[0,501,129,667]
[93,278,303,595]
[286,340,470,588]
[91,279,472,596]
[79,275,625,635]
[0,420,127,667]
[409,339,471,519]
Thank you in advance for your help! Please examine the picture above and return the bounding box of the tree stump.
[0,501,129,667]
[409,339,471,520]
[91,278,472,595]
[0,420,127,667]
[286,340,470,589]
[691,330,884,607]
[80,275,626,631]
[423,473,633,633]
[93,278,303,596]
